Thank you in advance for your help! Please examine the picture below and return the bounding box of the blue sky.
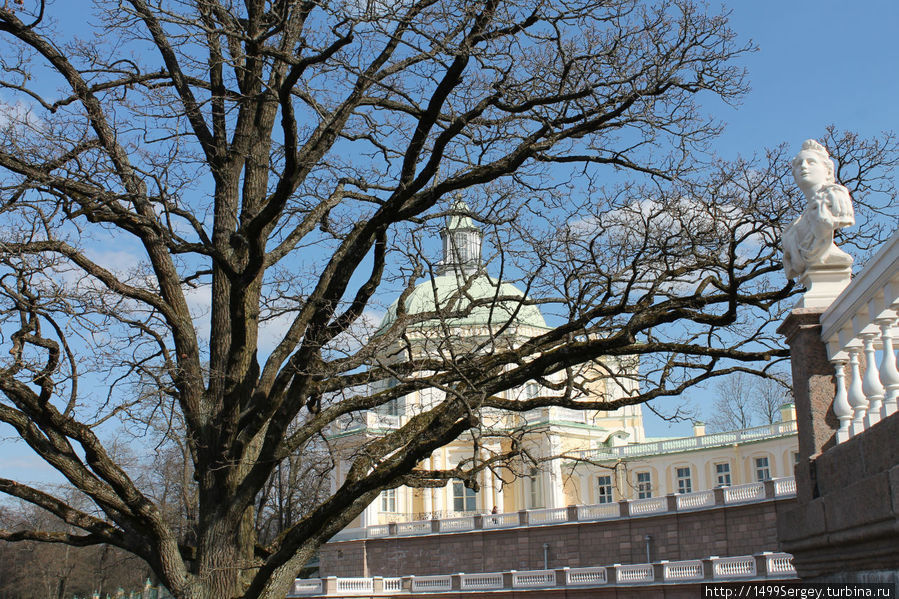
[1,1,897,479]
[713,1,898,156]
[640,0,899,436]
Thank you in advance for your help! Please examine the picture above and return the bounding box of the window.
[792,451,800,466]
[525,382,539,399]
[452,482,477,512]
[527,468,544,508]
[377,378,401,417]
[675,467,692,494]
[715,462,732,487]
[597,475,614,504]
[636,472,652,499]
[381,488,397,512]
[755,457,771,481]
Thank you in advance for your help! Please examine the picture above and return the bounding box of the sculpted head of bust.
[782,138,854,287]
[791,139,834,194]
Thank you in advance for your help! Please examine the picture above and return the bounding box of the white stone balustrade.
[663,560,704,581]
[511,570,555,588]
[820,229,899,443]
[615,563,654,584]
[289,553,796,596]
[565,567,607,586]
[328,477,795,542]
[334,577,373,595]
[481,512,518,529]
[575,420,796,461]
[460,573,503,590]
[526,506,567,525]
[409,576,451,592]
[712,556,756,579]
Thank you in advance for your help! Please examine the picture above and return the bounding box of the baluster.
[848,348,868,436]
[832,359,852,443]
[862,333,884,427]
[877,317,899,417]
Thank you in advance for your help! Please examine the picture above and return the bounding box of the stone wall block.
[822,471,892,533]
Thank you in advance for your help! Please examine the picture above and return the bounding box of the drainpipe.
[644,535,652,563]
[542,543,550,570]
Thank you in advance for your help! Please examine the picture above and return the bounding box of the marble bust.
[782,139,854,281]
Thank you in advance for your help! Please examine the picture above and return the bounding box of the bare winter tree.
[705,371,791,432]
[0,1,896,599]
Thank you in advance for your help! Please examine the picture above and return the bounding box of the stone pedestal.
[777,308,838,502]
[795,265,851,309]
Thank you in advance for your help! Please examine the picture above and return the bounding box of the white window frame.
[596,475,613,504]
[715,462,732,487]
[527,468,544,509]
[636,471,652,499]
[452,481,477,513]
[675,466,692,494]
[381,488,397,512]
[755,456,771,481]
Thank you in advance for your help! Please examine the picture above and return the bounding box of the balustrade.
[460,573,503,590]
[712,556,756,579]
[481,512,518,528]
[335,578,373,595]
[676,489,714,510]
[395,520,430,536]
[819,230,899,445]
[410,576,452,592]
[574,420,795,461]
[663,560,704,581]
[628,496,667,515]
[565,567,607,585]
[577,502,619,520]
[289,553,795,596]
[723,482,765,504]
[526,507,567,525]
[439,516,475,532]
[615,563,654,584]
[511,570,555,588]
[327,478,795,541]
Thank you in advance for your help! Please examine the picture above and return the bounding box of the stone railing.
[328,477,795,542]
[820,230,899,443]
[287,552,796,596]
[571,420,797,461]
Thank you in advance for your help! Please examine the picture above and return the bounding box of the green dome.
[378,273,547,333]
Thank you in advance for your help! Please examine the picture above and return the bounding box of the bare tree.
[0,2,895,599]
[0,500,148,599]
[706,371,792,432]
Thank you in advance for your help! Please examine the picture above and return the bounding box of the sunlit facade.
[327,201,797,527]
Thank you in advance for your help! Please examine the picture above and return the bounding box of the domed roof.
[377,273,547,333]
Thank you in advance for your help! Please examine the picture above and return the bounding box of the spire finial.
[438,195,482,274]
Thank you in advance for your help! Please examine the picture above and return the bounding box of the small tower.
[438,196,483,275]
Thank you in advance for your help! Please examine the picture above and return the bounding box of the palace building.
[326,200,797,530]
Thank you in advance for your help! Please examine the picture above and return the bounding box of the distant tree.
[0,500,148,599]
[0,2,895,599]
[706,372,792,432]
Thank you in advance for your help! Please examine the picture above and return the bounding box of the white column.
[330,461,340,495]
[548,436,565,509]
[360,496,380,528]
[483,467,495,512]
[862,333,884,427]
[832,360,852,444]
[422,457,433,518]
[877,317,899,417]
[494,472,505,512]
[848,348,868,436]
